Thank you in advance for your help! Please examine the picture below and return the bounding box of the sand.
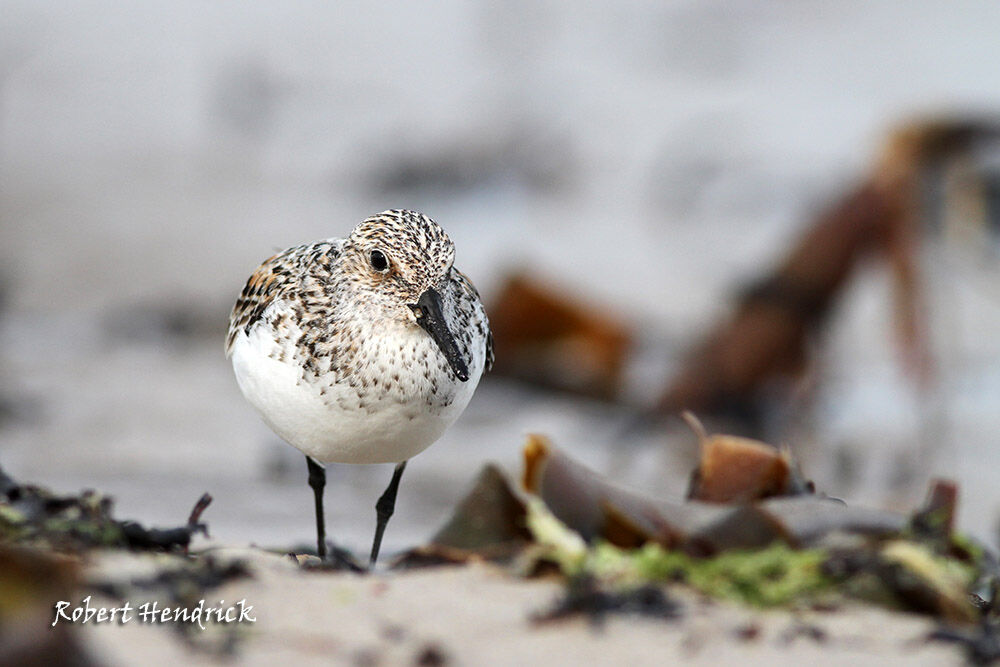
[73,545,964,666]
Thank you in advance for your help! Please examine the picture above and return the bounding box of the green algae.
[525,498,833,607]
[524,496,988,616]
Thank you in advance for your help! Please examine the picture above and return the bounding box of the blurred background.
[3,1,1000,555]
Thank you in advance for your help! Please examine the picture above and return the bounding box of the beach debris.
[823,540,978,624]
[0,544,93,666]
[0,463,212,553]
[424,465,532,556]
[933,544,1000,664]
[733,622,762,642]
[87,553,252,656]
[120,493,212,554]
[487,273,632,400]
[657,117,1000,435]
[912,478,959,542]
[468,120,1000,441]
[531,575,682,627]
[682,412,814,503]
[521,490,834,608]
[89,554,251,601]
[522,434,902,553]
[407,431,993,632]
[521,435,986,617]
[524,501,833,609]
[402,433,905,565]
[779,621,828,645]
[395,465,532,567]
[295,544,366,572]
[0,465,251,657]
[930,622,1000,665]
[657,180,911,433]
[414,641,450,666]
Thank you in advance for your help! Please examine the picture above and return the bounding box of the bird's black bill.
[410,288,470,382]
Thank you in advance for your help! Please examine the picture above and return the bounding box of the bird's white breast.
[230,306,483,464]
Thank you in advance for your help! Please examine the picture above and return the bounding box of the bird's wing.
[484,328,495,373]
[225,239,342,356]
[452,268,494,373]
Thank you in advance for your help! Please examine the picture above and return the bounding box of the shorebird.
[226,209,493,565]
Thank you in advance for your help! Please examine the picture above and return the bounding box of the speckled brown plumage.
[226,209,492,465]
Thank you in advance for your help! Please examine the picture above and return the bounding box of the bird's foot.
[288,543,366,573]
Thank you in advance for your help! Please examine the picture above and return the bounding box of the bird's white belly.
[230,326,479,464]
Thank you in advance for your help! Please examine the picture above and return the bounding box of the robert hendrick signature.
[52,596,256,630]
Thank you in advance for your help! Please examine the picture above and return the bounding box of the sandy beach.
[71,546,962,666]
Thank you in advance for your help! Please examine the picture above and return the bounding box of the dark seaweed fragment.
[532,575,683,628]
[0,463,212,554]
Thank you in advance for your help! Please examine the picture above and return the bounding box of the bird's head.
[343,209,468,381]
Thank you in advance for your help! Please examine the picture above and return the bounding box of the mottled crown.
[347,209,455,283]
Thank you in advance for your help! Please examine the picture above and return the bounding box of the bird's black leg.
[370,460,407,566]
[306,456,327,560]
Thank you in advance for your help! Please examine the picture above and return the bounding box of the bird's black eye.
[369,249,389,272]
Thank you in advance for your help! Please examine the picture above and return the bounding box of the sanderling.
[226,209,493,565]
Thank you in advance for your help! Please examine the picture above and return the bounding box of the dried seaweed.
[532,575,682,627]
[931,623,1000,665]
[394,465,532,567]
[88,554,253,657]
[405,434,997,629]
[823,542,978,623]
[90,555,251,600]
[487,273,632,400]
[521,436,1000,629]
[683,412,815,503]
[0,544,94,666]
[0,464,211,554]
[522,435,904,553]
